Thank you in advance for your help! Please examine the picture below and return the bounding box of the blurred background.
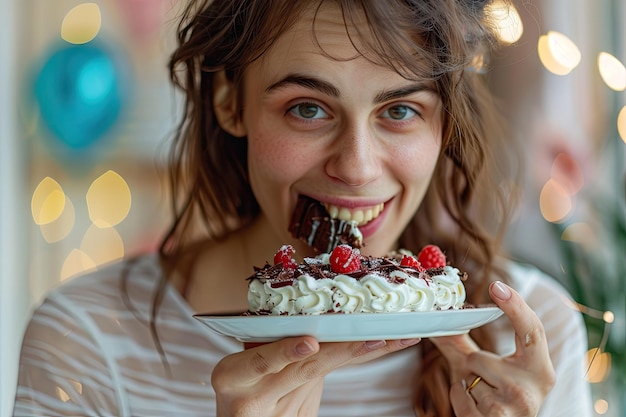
[0,1,624,416]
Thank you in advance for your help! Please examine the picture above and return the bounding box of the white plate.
[193,307,503,342]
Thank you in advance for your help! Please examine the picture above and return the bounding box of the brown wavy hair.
[162,0,519,415]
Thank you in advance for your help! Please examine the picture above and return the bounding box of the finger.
[347,338,422,365]
[463,368,546,417]
[463,374,497,410]
[465,348,555,408]
[268,337,422,393]
[430,333,480,380]
[213,336,320,387]
[463,349,505,387]
[450,381,481,417]
[282,338,414,379]
[430,333,480,357]
[250,339,381,399]
[489,281,549,360]
[253,336,320,374]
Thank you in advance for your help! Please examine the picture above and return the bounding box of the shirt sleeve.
[509,264,594,417]
[13,292,128,417]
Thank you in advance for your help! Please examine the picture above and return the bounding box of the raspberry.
[330,245,362,274]
[273,245,297,269]
[417,245,446,269]
[400,254,424,271]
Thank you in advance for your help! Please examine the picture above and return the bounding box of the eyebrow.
[266,73,435,104]
[266,75,340,98]
[373,84,435,104]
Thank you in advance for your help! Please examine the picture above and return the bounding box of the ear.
[213,71,246,137]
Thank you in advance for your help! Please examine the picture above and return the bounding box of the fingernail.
[400,338,421,346]
[295,340,315,355]
[364,340,387,351]
[491,281,511,301]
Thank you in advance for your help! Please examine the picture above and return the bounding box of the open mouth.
[289,195,367,253]
[322,202,385,227]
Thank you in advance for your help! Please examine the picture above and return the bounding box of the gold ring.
[465,376,483,394]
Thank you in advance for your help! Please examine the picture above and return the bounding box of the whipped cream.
[247,253,466,315]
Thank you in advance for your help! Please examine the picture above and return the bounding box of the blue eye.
[383,105,418,120]
[289,103,328,119]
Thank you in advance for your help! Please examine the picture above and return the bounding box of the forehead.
[247,1,440,95]
[258,2,379,70]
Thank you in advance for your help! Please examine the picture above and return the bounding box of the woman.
[14,0,592,416]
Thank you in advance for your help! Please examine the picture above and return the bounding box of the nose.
[324,125,382,187]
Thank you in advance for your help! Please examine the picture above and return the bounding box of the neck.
[180,215,288,314]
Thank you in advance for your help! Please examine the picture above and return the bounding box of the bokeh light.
[469,53,487,73]
[538,31,581,75]
[551,152,584,195]
[32,177,66,225]
[61,3,102,44]
[594,399,609,415]
[39,195,76,243]
[60,249,97,281]
[618,106,626,144]
[540,179,573,223]
[598,52,626,91]
[486,0,523,45]
[586,348,612,383]
[56,387,70,403]
[80,224,125,267]
[86,170,131,228]
[561,222,597,251]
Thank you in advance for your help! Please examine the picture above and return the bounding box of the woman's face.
[240,3,443,257]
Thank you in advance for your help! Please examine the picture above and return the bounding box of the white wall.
[0,0,30,415]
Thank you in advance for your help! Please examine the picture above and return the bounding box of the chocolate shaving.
[247,253,457,286]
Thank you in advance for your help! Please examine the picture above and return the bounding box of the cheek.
[247,133,310,186]
[242,88,306,184]
[391,139,441,184]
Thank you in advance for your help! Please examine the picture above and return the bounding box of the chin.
[358,239,399,257]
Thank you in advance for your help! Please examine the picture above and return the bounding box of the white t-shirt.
[13,254,592,416]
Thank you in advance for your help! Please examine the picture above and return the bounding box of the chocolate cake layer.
[289,195,362,253]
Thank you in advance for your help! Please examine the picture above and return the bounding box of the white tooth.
[338,207,352,221]
[322,202,384,224]
[327,205,339,219]
[352,210,364,224]
[364,209,373,222]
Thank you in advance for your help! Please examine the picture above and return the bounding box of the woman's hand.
[431,281,556,417]
[212,337,421,417]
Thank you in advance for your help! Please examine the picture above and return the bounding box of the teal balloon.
[34,43,127,149]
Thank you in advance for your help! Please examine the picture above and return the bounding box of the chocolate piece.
[289,195,362,253]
